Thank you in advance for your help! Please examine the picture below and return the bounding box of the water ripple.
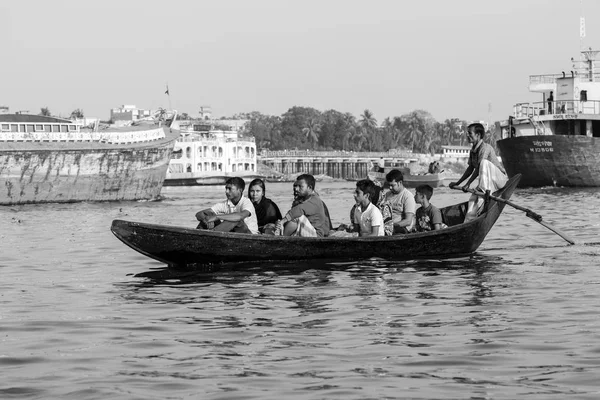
[3,182,600,399]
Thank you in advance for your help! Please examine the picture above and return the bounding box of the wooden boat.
[367,167,445,188]
[111,175,521,269]
[495,48,600,187]
[265,174,332,183]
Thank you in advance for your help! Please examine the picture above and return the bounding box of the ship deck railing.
[171,153,255,161]
[529,72,600,84]
[514,100,600,118]
[0,128,165,143]
[177,132,256,143]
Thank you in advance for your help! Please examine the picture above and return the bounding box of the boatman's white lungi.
[464,160,508,222]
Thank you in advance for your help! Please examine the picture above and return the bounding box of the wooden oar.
[455,187,575,245]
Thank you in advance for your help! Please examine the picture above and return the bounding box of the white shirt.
[354,202,384,236]
[210,195,259,234]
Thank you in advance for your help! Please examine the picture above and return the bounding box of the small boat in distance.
[367,162,445,188]
[164,120,264,186]
[110,175,521,269]
[495,48,600,187]
[0,112,179,205]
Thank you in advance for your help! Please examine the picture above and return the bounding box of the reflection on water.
[130,254,504,286]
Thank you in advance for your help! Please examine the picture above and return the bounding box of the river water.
[2,181,599,400]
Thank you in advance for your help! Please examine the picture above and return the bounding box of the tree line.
[231,107,499,154]
[37,105,501,154]
[39,107,85,120]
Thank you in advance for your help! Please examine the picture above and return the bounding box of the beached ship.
[495,49,600,187]
[0,113,179,205]
[164,121,263,186]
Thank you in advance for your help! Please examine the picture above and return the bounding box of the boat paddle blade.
[452,186,575,245]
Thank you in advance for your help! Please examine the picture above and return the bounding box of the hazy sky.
[3,0,599,123]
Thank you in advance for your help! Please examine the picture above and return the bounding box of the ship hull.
[0,128,178,205]
[497,135,600,187]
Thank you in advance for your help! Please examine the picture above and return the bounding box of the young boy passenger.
[413,184,445,232]
[340,179,384,237]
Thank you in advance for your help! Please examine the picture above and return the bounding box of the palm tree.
[359,109,377,130]
[302,118,321,148]
[341,112,356,151]
[155,107,168,121]
[418,127,441,155]
[401,111,423,152]
[351,128,367,151]
[359,109,378,151]
[382,117,402,149]
[437,119,456,146]
[70,109,84,120]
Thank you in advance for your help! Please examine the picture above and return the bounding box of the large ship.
[0,113,179,205]
[495,49,600,187]
[164,120,263,186]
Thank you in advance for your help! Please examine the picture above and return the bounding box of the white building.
[110,105,153,125]
[441,145,471,161]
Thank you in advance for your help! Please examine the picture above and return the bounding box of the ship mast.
[574,1,599,82]
[581,49,599,82]
[580,0,585,54]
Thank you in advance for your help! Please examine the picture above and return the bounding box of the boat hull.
[497,135,600,187]
[111,175,520,269]
[0,128,178,205]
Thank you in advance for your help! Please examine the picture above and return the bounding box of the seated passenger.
[373,184,394,236]
[413,184,446,232]
[247,178,282,234]
[352,179,384,236]
[332,180,384,237]
[428,161,442,174]
[276,174,331,237]
[195,177,259,234]
[384,169,416,234]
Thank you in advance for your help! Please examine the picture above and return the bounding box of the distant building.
[215,119,249,131]
[193,106,248,131]
[198,106,212,120]
[126,104,248,132]
[110,105,153,124]
[441,145,471,161]
[0,106,9,114]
